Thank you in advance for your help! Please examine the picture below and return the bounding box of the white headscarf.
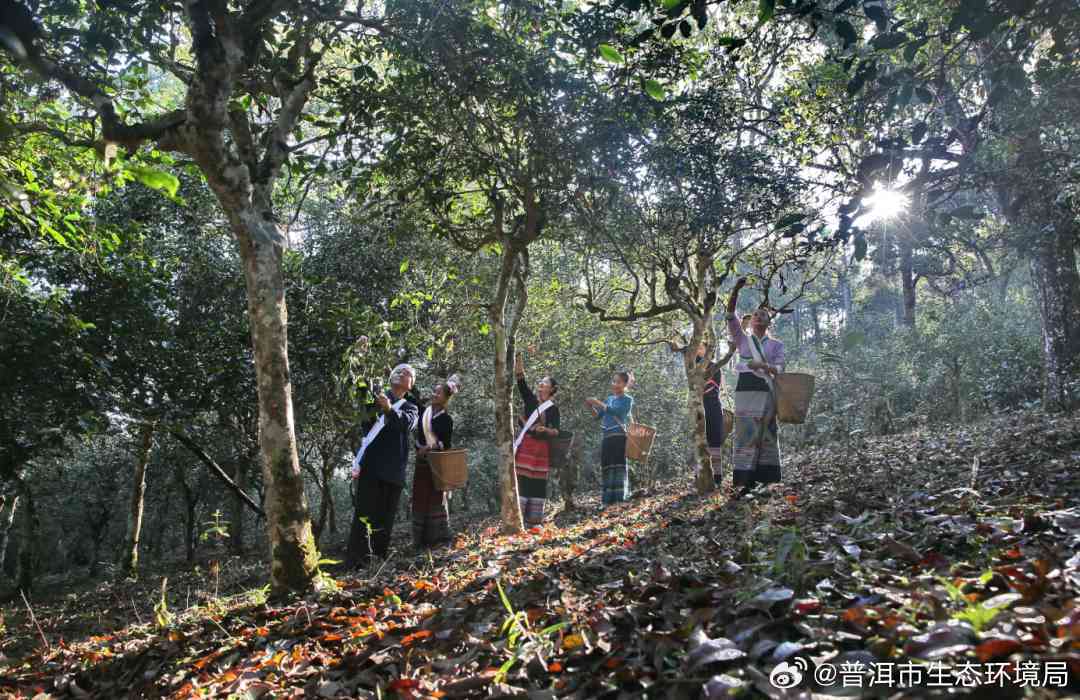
[389,363,416,386]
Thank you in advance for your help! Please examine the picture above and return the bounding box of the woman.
[412,375,461,549]
[514,353,560,527]
[726,278,785,498]
[698,341,737,489]
[586,371,634,507]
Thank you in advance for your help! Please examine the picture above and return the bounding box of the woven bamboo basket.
[549,432,575,471]
[429,449,468,490]
[625,424,656,462]
[774,373,816,424]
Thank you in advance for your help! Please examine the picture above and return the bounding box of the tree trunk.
[15,478,35,594]
[491,233,525,534]
[89,509,109,578]
[810,304,821,346]
[684,318,716,495]
[899,235,916,328]
[233,223,320,591]
[0,493,18,576]
[229,456,247,555]
[119,422,155,578]
[949,357,964,423]
[175,465,199,563]
[313,443,335,544]
[1030,219,1080,411]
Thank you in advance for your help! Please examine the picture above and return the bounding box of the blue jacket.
[357,390,419,486]
[596,394,633,435]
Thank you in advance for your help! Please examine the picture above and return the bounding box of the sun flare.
[861,185,910,224]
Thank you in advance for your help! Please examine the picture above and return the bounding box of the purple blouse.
[727,315,785,380]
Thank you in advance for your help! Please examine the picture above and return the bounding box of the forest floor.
[1,409,1079,699]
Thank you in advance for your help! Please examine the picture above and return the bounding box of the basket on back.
[774,373,815,424]
[625,423,656,462]
[428,449,468,490]
[549,431,575,471]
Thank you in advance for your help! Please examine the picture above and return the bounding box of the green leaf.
[644,79,666,101]
[662,0,682,9]
[776,212,807,228]
[758,0,776,23]
[598,44,624,64]
[870,32,908,50]
[496,579,514,615]
[128,166,179,198]
[863,1,889,32]
[835,19,858,49]
[399,259,409,273]
[716,36,747,49]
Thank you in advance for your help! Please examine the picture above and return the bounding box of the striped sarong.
[411,459,450,548]
[516,434,549,526]
[601,434,630,505]
[732,373,782,488]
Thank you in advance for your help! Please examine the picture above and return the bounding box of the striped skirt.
[516,434,549,527]
[601,433,630,506]
[411,459,450,547]
[732,373,782,488]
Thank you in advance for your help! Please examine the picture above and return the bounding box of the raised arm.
[726,277,748,345]
[515,353,538,406]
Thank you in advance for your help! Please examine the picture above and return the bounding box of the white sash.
[513,399,554,455]
[351,397,407,477]
[747,333,774,390]
[421,405,441,450]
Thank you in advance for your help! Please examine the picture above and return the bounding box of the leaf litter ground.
[1,409,1078,698]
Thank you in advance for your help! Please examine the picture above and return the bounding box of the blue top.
[595,394,633,435]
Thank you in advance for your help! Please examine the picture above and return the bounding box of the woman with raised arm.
[514,353,560,527]
[726,278,785,498]
[411,375,462,549]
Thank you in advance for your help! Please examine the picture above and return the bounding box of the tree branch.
[167,428,266,519]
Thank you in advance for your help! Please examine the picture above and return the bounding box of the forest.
[0,0,1078,697]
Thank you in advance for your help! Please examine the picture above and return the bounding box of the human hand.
[375,394,391,412]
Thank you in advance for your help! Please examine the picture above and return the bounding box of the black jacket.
[357,389,419,486]
[517,376,559,436]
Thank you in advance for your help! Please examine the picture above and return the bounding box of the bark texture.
[119,422,155,577]
[0,493,17,575]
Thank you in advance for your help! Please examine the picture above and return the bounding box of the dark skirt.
[411,458,450,548]
[600,433,630,505]
[704,392,726,451]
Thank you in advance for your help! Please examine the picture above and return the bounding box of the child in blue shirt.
[586,371,635,506]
